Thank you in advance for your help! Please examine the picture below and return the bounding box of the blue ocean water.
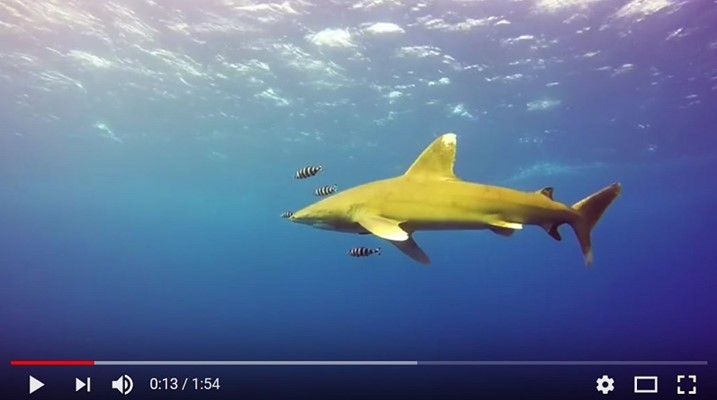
[1,0,716,398]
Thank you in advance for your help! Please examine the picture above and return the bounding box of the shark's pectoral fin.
[490,227,516,237]
[390,236,430,265]
[357,215,409,241]
[488,220,524,230]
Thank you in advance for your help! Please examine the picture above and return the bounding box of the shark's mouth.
[312,222,335,230]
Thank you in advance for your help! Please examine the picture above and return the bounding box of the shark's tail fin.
[569,183,622,265]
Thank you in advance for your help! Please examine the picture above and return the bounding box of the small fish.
[280,211,294,218]
[314,184,337,197]
[295,165,322,179]
[348,247,381,258]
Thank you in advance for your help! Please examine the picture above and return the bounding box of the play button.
[29,376,44,394]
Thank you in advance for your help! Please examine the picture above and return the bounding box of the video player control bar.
[10,360,709,366]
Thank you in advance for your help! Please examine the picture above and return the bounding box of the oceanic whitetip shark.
[290,133,621,265]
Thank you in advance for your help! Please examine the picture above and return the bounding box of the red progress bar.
[10,360,95,366]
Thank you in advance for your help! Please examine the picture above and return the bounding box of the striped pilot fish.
[348,247,381,257]
[314,184,338,197]
[280,211,294,218]
[295,165,323,179]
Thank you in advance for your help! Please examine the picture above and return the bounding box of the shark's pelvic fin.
[535,187,559,241]
[390,236,430,265]
[403,133,459,181]
[490,227,517,237]
[541,223,563,241]
[537,187,554,200]
[358,215,409,241]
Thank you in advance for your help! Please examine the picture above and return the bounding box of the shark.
[289,133,621,265]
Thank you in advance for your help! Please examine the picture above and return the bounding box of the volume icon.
[112,375,133,395]
[75,377,91,392]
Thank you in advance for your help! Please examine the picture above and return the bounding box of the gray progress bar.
[93,360,709,366]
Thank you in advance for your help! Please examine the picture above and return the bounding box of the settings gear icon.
[596,375,615,394]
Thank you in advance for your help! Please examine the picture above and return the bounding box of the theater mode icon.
[634,376,658,393]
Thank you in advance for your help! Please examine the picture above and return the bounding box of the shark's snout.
[288,207,337,230]
[288,209,310,224]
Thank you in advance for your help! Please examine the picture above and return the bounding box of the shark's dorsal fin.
[537,187,554,200]
[357,215,409,241]
[403,133,458,180]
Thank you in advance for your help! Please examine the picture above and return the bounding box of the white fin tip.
[441,133,457,145]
